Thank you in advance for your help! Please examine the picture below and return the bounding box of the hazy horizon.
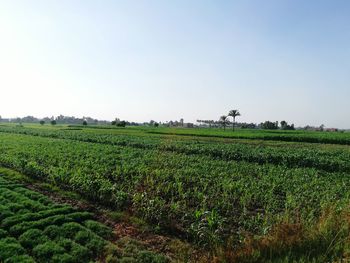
[1,1,349,128]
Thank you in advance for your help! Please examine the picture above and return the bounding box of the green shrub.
[70,242,91,261]
[74,230,93,244]
[2,207,72,229]
[66,212,92,222]
[51,253,74,263]
[32,241,65,262]
[0,210,14,221]
[0,238,26,260]
[0,229,7,238]
[55,238,94,262]
[85,236,107,256]
[19,228,49,249]
[61,222,86,238]
[9,215,64,236]
[6,203,25,213]
[17,209,31,215]
[74,230,106,256]
[43,225,62,240]
[56,238,74,251]
[84,220,112,238]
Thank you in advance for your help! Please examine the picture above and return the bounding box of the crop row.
[0,125,349,173]
[0,175,113,263]
[0,173,168,262]
[145,127,350,145]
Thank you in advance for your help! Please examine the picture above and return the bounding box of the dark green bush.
[0,210,14,221]
[7,203,25,212]
[74,230,92,244]
[32,241,65,262]
[0,238,26,260]
[0,229,7,238]
[61,222,86,238]
[70,241,91,261]
[85,236,107,256]
[74,230,106,256]
[2,207,73,229]
[84,219,113,238]
[43,225,62,240]
[11,211,91,236]
[51,253,74,263]
[54,238,92,262]
[56,238,73,251]
[66,212,92,223]
[19,228,49,249]
[9,214,66,236]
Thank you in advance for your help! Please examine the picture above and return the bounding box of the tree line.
[198,109,296,131]
[0,113,301,131]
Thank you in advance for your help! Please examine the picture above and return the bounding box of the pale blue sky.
[1,0,349,128]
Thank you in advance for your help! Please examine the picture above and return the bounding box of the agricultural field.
[0,123,350,262]
[0,170,169,263]
[0,174,109,262]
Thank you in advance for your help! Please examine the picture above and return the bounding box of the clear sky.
[1,0,349,128]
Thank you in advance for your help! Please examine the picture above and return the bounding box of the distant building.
[303,126,322,131]
[325,128,338,132]
[183,123,194,128]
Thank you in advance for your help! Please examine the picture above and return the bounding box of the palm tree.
[228,110,241,131]
[219,115,229,130]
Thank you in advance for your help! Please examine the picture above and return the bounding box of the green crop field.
[0,123,350,262]
[0,174,111,262]
[0,169,169,263]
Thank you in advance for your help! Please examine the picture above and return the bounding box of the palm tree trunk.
[232,117,235,132]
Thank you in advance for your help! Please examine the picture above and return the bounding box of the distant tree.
[198,120,215,128]
[116,120,126,127]
[196,120,202,125]
[50,120,57,125]
[111,120,117,125]
[280,120,295,130]
[40,120,45,125]
[280,120,287,128]
[219,115,229,131]
[208,120,215,128]
[228,110,241,131]
[241,123,257,129]
[180,118,184,127]
[261,121,278,130]
[83,120,87,126]
[154,122,159,127]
